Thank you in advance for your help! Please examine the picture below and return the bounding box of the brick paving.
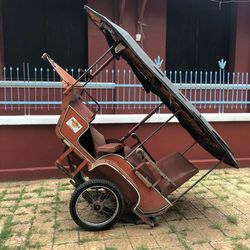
[0,168,250,250]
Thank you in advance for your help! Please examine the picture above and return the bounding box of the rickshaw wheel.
[69,179,124,231]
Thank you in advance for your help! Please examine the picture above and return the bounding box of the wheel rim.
[75,185,120,227]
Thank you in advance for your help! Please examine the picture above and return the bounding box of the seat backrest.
[89,126,106,151]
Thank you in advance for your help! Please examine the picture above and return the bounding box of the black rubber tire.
[69,179,124,231]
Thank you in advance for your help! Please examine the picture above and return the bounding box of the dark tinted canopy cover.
[84,6,238,168]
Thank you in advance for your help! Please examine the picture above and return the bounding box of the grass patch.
[167,223,192,250]
[21,215,38,250]
[226,215,238,225]
[230,234,242,241]
[103,248,118,250]
[202,204,215,211]
[51,183,61,246]
[0,215,13,246]
[217,194,229,201]
[39,209,51,214]
[79,237,98,244]
[168,224,177,234]
[23,195,33,199]
[233,242,250,250]
[177,236,192,250]
[40,194,54,198]
[24,203,34,208]
[32,187,53,197]
[193,239,209,245]
[27,241,42,249]
[135,246,149,250]
[209,223,223,231]
[244,231,250,240]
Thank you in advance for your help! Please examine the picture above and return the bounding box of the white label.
[66,117,83,133]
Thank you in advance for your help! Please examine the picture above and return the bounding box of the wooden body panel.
[93,154,171,215]
[57,105,95,163]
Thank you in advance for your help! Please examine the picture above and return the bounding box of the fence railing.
[0,64,249,115]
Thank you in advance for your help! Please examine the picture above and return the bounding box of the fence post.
[218,59,227,113]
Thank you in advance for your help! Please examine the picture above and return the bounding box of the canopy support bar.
[125,110,180,160]
[120,102,164,142]
[182,141,197,156]
[172,159,223,205]
[63,42,118,94]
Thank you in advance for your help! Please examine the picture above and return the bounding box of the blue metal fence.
[0,63,249,115]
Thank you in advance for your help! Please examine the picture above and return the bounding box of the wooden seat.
[128,151,199,196]
[155,153,199,196]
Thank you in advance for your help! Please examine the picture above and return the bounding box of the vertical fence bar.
[47,68,50,111]
[17,67,20,111]
[236,72,239,109]
[128,69,131,111]
[219,67,222,113]
[23,63,26,115]
[27,63,31,115]
[226,72,230,109]
[53,68,56,110]
[105,69,108,112]
[240,73,244,109]
[214,72,217,110]
[111,69,114,111]
[231,72,235,109]
[117,69,120,110]
[34,68,37,111]
[204,72,207,109]
[3,67,6,110]
[209,72,212,109]
[184,71,188,97]
[189,71,193,102]
[10,67,13,111]
[123,69,126,110]
[40,68,43,111]
[222,67,226,113]
[179,71,182,93]
[133,73,136,110]
[199,71,202,109]
[194,71,197,108]
[245,73,248,109]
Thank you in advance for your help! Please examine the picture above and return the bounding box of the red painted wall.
[233,3,250,73]
[87,0,166,71]
[0,121,249,181]
[0,0,4,79]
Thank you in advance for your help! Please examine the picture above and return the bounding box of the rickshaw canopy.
[84,6,238,168]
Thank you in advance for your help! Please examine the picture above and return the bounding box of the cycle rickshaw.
[42,6,238,231]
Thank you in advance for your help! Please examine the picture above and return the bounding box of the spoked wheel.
[69,179,124,231]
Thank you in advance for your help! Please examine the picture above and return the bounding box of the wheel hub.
[93,201,103,212]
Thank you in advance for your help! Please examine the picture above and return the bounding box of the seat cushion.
[97,143,124,154]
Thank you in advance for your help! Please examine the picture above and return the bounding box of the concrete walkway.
[0,168,250,250]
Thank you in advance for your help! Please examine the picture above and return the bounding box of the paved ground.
[0,168,250,250]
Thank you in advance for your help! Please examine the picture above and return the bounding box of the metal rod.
[77,43,117,83]
[172,160,222,205]
[63,43,117,94]
[125,111,179,160]
[79,55,114,89]
[120,102,164,142]
[182,141,197,156]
